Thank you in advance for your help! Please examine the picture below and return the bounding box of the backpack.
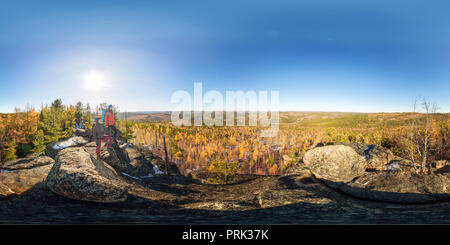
[104,108,115,126]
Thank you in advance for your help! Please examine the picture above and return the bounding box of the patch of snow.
[75,122,84,129]
[52,136,87,150]
[0,169,11,173]
[121,172,141,180]
[386,161,400,172]
[140,173,153,178]
[153,165,164,175]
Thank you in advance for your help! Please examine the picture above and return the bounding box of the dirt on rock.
[1,170,450,224]
[1,141,450,224]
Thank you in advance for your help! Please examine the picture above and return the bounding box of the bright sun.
[84,71,106,91]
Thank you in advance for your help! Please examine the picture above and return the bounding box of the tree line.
[126,111,449,176]
[0,99,104,162]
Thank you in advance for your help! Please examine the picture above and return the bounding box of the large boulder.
[0,156,54,198]
[122,145,142,163]
[335,171,450,203]
[83,141,160,178]
[363,144,395,171]
[46,136,89,159]
[83,141,132,173]
[121,144,156,177]
[319,142,401,171]
[303,145,367,182]
[46,147,129,203]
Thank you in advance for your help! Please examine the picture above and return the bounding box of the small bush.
[207,160,241,184]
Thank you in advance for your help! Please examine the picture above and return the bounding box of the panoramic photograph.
[0,0,449,235]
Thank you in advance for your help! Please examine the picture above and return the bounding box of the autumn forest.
[1,100,449,176]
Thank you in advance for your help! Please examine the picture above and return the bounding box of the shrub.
[208,160,241,184]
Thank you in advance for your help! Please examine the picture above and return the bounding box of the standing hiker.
[101,105,119,139]
[92,117,113,159]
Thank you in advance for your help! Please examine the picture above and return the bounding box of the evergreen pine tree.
[75,101,84,126]
[31,129,46,153]
[84,104,93,130]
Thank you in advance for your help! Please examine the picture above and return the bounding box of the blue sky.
[0,0,449,113]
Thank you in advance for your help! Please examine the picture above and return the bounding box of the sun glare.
[84,71,106,91]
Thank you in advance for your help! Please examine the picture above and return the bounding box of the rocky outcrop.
[303,145,367,182]
[46,147,129,203]
[121,144,155,177]
[1,154,52,170]
[83,141,133,173]
[316,142,423,172]
[0,156,54,198]
[299,142,450,204]
[0,182,14,199]
[83,141,160,178]
[384,158,420,172]
[151,158,180,176]
[330,142,396,171]
[123,145,141,163]
[335,171,450,203]
[46,136,89,159]
[363,145,396,171]
[74,128,91,138]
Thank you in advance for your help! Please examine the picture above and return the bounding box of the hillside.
[121,111,449,176]
[117,111,171,122]
[117,111,450,128]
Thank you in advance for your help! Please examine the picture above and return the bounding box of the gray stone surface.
[46,147,129,203]
[303,145,367,182]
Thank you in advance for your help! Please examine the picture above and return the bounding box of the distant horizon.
[3,104,450,114]
[2,108,449,114]
[117,110,449,113]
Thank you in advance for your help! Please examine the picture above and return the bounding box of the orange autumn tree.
[124,111,449,177]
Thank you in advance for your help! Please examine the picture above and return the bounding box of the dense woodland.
[1,100,449,176]
[127,112,449,175]
[0,99,104,161]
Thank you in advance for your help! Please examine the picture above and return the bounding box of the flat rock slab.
[303,145,367,182]
[1,155,54,170]
[46,147,129,203]
[0,156,54,198]
[0,164,53,195]
[1,174,450,224]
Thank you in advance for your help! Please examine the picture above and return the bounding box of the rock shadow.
[1,180,450,224]
[318,178,450,204]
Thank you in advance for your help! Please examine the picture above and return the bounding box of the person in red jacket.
[92,117,113,159]
[102,105,119,139]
